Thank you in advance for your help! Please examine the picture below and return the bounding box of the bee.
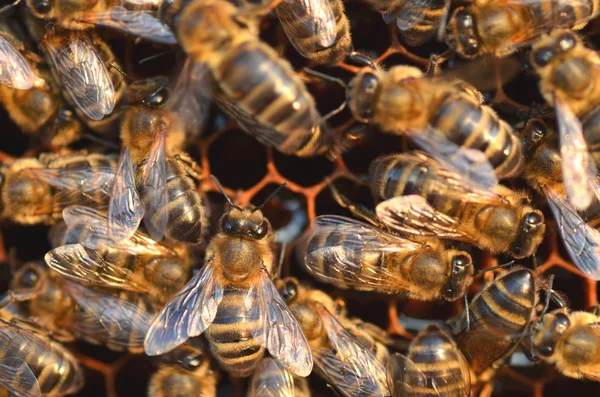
[149,356,218,397]
[529,29,600,211]
[276,277,390,397]
[0,17,42,89]
[338,63,524,186]
[6,260,159,354]
[109,76,206,244]
[274,0,353,65]
[369,151,545,258]
[301,188,474,301]
[165,0,332,157]
[145,180,313,378]
[448,268,544,375]
[248,357,311,397]
[387,324,470,397]
[519,119,600,280]
[45,206,195,305]
[445,0,600,59]
[0,151,116,225]
[529,308,600,380]
[0,319,84,397]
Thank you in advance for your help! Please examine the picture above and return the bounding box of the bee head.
[26,0,97,19]
[533,311,570,358]
[446,7,481,59]
[220,207,270,239]
[530,30,578,70]
[11,261,47,291]
[347,69,381,123]
[511,210,545,258]
[442,253,474,301]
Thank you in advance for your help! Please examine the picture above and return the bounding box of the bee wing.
[407,128,498,189]
[375,195,468,240]
[386,353,429,397]
[44,244,149,292]
[303,216,422,293]
[250,268,313,377]
[313,304,389,397]
[395,0,435,31]
[0,321,42,397]
[62,280,154,350]
[276,0,336,55]
[80,6,176,44]
[42,32,115,120]
[248,358,296,397]
[545,186,600,280]
[144,259,224,356]
[140,130,168,241]
[109,149,143,244]
[555,96,597,211]
[0,35,38,90]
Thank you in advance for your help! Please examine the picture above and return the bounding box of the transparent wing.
[545,187,600,280]
[0,35,38,90]
[386,353,429,397]
[109,149,143,243]
[250,268,313,377]
[144,259,223,356]
[248,358,296,397]
[44,244,148,292]
[303,216,421,293]
[276,0,336,56]
[395,0,435,31]
[0,321,42,397]
[140,131,168,241]
[42,31,114,120]
[81,7,177,44]
[63,281,154,350]
[407,128,498,189]
[555,96,596,211]
[314,304,389,397]
[375,196,468,240]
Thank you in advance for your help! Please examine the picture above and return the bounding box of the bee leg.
[425,51,449,77]
[464,294,471,332]
[328,182,388,230]
[273,241,287,278]
[174,154,204,181]
[588,305,600,316]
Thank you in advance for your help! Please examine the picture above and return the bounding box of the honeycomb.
[2,1,600,397]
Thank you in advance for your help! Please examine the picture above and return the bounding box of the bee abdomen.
[432,93,523,179]
[310,0,353,65]
[206,288,264,376]
[216,40,323,155]
[161,162,204,244]
[399,0,447,47]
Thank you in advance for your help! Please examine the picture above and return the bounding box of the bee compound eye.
[452,254,471,271]
[533,48,554,68]
[32,0,52,14]
[526,212,544,226]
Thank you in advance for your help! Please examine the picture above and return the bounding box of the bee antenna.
[210,175,241,211]
[473,260,515,276]
[0,0,20,14]
[303,68,347,89]
[253,182,289,213]
[504,331,532,341]
[108,62,133,82]
[138,48,178,65]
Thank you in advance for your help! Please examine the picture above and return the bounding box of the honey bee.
[109,76,206,244]
[529,29,600,211]
[0,152,116,225]
[369,151,546,258]
[301,193,474,301]
[445,0,600,59]
[529,308,600,380]
[275,0,353,65]
[149,357,219,397]
[45,206,195,305]
[387,324,470,397]
[448,268,544,375]
[166,0,332,157]
[276,277,390,397]
[5,260,159,354]
[248,357,311,397]
[340,63,524,187]
[0,319,84,397]
[145,180,313,378]
[0,17,42,89]
[519,119,600,280]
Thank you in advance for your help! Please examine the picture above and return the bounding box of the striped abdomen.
[214,39,327,156]
[583,106,600,171]
[308,0,353,65]
[0,325,83,397]
[206,287,264,377]
[398,0,447,47]
[452,269,536,374]
[533,0,599,29]
[405,325,469,397]
[431,92,523,179]
[161,159,205,244]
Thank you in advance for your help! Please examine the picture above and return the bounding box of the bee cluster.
[2,0,600,396]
